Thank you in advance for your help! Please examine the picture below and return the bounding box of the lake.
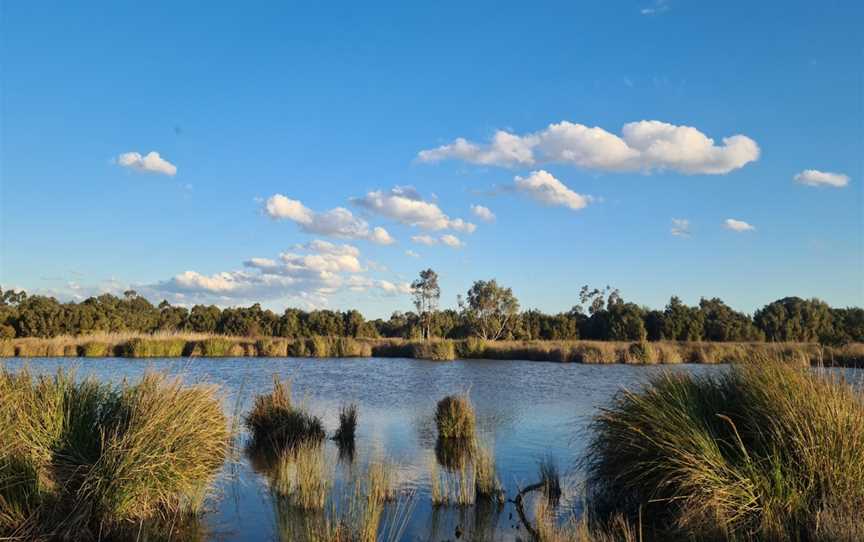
[3,357,859,541]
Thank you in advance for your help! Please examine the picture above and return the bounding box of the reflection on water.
[4,357,858,541]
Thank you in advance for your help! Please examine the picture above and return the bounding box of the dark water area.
[3,357,860,541]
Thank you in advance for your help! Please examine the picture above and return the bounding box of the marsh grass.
[584,362,864,540]
[538,456,562,506]
[245,376,325,455]
[411,340,456,361]
[473,442,504,504]
[0,367,228,540]
[534,499,638,542]
[3,332,862,367]
[333,403,358,459]
[435,394,476,440]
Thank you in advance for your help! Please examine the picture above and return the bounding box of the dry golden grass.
[3,333,862,367]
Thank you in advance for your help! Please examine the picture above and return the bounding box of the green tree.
[463,280,520,341]
[411,269,441,340]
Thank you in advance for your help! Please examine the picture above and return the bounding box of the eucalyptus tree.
[411,269,440,340]
[463,279,520,341]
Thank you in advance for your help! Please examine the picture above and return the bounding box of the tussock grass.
[122,337,187,357]
[538,456,562,506]
[333,403,358,447]
[245,376,325,455]
[0,367,228,539]
[412,340,456,361]
[0,340,15,357]
[584,362,864,540]
[272,442,329,510]
[257,338,289,357]
[435,394,476,440]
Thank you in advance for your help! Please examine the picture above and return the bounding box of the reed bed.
[0,367,229,540]
[584,362,864,540]
[3,333,862,367]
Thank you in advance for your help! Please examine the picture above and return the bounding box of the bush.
[435,394,476,439]
[287,339,308,357]
[244,376,325,454]
[123,338,187,357]
[455,337,487,359]
[0,368,228,539]
[412,340,456,361]
[307,336,331,358]
[194,337,235,357]
[80,341,110,357]
[625,341,657,364]
[584,363,864,539]
[256,338,289,357]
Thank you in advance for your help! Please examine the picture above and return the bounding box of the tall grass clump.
[245,376,325,455]
[412,340,456,361]
[584,362,864,540]
[333,403,358,447]
[435,394,476,440]
[123,337,187,357]
[0,367,228,539]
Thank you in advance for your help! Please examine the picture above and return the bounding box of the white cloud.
[264,194,395,244]
[641,0,670,15]
[671,218,691,237]
[116,151,177,176]
[410,234,464,248]
[352,186,476,232]
[439,234,464,248]
[471,204,496,222]
[411,235,438,246]
[154,240,409,303]
[724,218,755,232]
[793,169,850,188]
[513,170,592,210]
[405,250,420,258]
[418,120,759,175]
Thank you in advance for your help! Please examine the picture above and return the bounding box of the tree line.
[1,275,861,345]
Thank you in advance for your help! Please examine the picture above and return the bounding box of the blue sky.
[1,0,861,318]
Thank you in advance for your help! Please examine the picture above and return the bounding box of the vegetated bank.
[2,333,863,366]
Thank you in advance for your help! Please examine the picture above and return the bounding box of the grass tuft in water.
[584,361,864,539]
[435,394,476,440]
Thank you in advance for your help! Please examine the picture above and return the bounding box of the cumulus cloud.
[410,234,463,248]
[418,120,759,175]
[153,240,409,303]
[351,186,476,232]
[671,218,691,237]
[116,151,177,176]
[471,204,496,222]
[440,234,464,248]
[405,250,420,258]
[513,170,593,210]
[793,169,850,188]
[724,218,755,232]
[264,195,395,244]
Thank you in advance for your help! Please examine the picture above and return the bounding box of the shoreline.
[2,335,862,367]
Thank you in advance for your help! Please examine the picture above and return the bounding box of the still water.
[4,358,858,541]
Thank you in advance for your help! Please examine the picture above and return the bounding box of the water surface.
[4,357,858,541]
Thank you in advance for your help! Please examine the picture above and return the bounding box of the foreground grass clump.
[584,363,864,540]
[435,394,476,439]
[0,367,228,540]
[245,376,325,453]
